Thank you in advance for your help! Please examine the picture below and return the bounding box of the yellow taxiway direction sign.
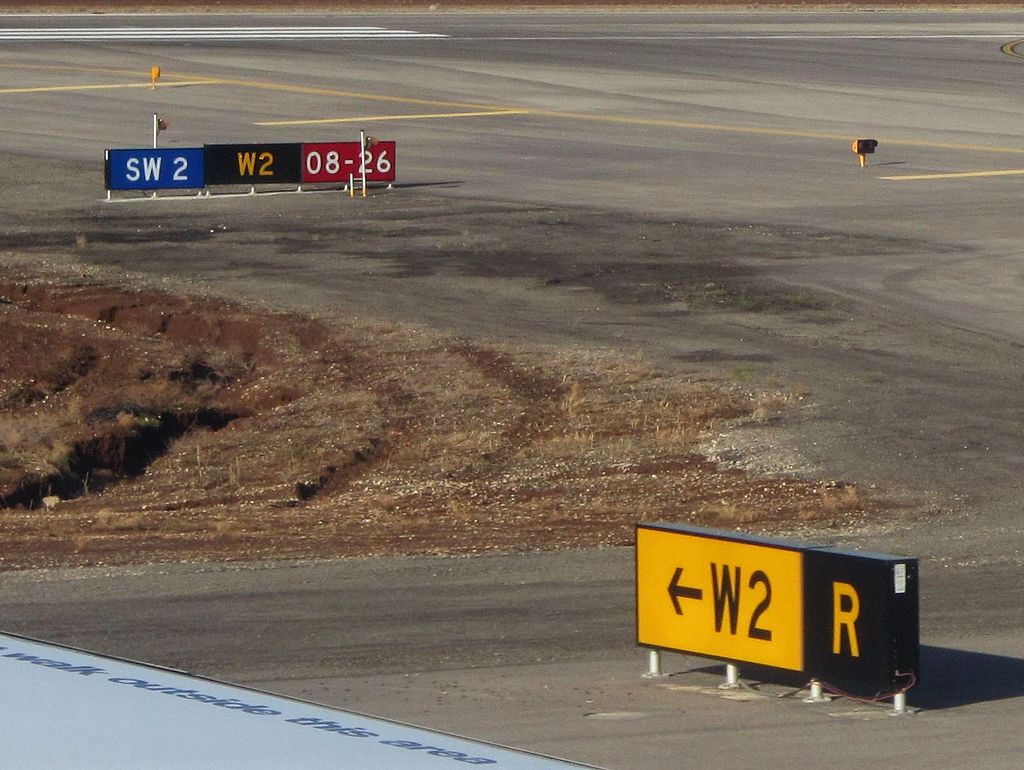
[636,526,803,671]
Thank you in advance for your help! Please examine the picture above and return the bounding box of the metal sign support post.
[720,663,740,690]
[642,649,664,678]
[804,679,830,703]
[359,129,368,197]
[892,692,908,715]
[149,118,160,198]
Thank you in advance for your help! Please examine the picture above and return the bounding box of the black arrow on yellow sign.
[668,566,704,615]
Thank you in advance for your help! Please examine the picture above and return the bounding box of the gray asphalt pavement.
[3,10,1024,768]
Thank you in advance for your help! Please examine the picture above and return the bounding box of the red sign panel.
[300,141,396,183]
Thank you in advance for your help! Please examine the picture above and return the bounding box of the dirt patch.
[0,265,904,571]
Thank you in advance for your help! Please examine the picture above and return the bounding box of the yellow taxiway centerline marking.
[239,74,1024,155]
[256,109,528,126]
[881,168,1024,181]
[5,63,1024,160]
[0,62,179,77]
[212,76,509,112]
[527,108,1024,155]
[1001,39,1024,59]
[0,80,221,95]
[251,95,1024,156]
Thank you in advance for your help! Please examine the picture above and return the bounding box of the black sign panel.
[204,143,302,186]
[803,548,918,695]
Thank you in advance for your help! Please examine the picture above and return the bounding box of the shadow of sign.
[673,646,1024,711]
[390,181,464,190]
[911,645,1024,709]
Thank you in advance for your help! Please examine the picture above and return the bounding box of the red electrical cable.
[811,670,917,706]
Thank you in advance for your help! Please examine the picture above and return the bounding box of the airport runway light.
[852,139,878,168]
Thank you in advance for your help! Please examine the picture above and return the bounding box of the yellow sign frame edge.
[634,522,808,667]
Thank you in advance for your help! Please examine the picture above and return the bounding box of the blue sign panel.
[105,148,205,190]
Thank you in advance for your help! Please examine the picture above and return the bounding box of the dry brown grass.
[0,270,895,571]
[91,510,149,532]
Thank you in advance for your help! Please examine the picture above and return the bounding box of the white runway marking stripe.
[471,34,1024,41]
[0,26,448,41]
[0,28,1015,43]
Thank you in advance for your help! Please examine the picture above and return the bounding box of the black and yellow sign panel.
[204,143,302,186]
[636,526,803,671]
[637,523,919,694]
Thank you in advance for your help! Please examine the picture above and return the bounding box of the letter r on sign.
[831,581,861,657]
